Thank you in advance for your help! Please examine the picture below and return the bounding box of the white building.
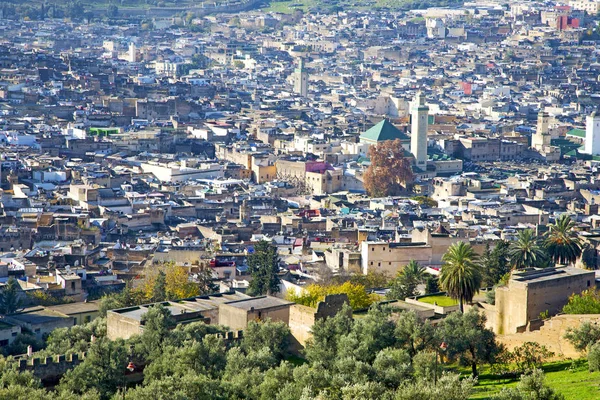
[584,112,600,156]
[410,92,429,168]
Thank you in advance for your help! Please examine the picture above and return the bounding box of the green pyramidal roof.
[360,120,409,143]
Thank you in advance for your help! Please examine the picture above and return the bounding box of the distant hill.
[264,0,464,14]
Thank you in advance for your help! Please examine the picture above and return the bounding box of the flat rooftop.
[223,296,294,311]
[8,307,71,325]
[109,291,251,321]
[511,267,594,284]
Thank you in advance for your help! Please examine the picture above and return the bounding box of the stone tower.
[532,110,551,150]
[294,58,308,97]
[411,92,429,168]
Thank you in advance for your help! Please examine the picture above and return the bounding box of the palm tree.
[439,242,482,313]
[403,260,426,283]
[386,260,425,300]
[508,229,546,269]
[545,214,582,265]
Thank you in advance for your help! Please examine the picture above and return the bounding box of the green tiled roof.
[360,120,409,142]
[566,128,585,138]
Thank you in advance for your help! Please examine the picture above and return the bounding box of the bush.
[286,282,379,310]
[564,321,600,352]
[562,289,600,314]
[588,342,600,372]
[511,342,554,373]
[493,369,564,400]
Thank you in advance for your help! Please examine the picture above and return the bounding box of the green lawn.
[470,360,600,399]
[418,294,458,307]
[262,0,314,13]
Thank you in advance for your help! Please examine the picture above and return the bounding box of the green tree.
[395,372,476,400]
[139,304,174,361]
[197,265,218,294]
[45,318,106,355]
[393,310,436,359]
[481,241,511,287]
[587,342,600,372]
[509,229,546,269]
[304,303,353,367]
[337,307,396,364]
[510,342,554,373]
[152,271,167,302]
[58,337,128,399]
[242,319,290,360]
[544,214,582,265]
[562,289,600,315]
[564,320,600,352]
[438,309,501,377]
[386,260,425,300]
[247,240,281,296]
[0,277,22,314]
[425,275,440,294]
[439,242,482,313]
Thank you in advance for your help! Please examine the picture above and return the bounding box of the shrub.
[588,342,600,372]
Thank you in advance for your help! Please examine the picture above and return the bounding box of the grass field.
[262,0,314,13]
[469,360,600,399]
[418,294,458,306]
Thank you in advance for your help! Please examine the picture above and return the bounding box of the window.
[71,282,76,291]
[588,280,591,287]
[372,247,375,251]
[11,332,17,337]
[378,262,381,267]
[34,328,40,333]
[0,340,8,347]
[85,316,91,323]
[370,262,373,266]
[383,247,385,251]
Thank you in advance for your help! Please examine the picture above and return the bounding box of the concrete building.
[106,292,250,340]
[5,307,74,340]
[218,296,294,330]
[583,112,600,156]
[411,92,429,169]
[360,226,471,275]
[489,267,595,334]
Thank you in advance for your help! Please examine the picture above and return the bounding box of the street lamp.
[434,341,448,385]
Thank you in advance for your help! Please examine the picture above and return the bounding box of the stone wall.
[17,353,85,383]
[289,294,350,348]
[497,314,600,359]
[106,309,141,340]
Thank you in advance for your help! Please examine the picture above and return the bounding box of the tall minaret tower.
[532,110,551,150]
[411,92,429,168]
[294,58,308,97]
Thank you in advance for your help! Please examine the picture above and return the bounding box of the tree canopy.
[364,139,414,197]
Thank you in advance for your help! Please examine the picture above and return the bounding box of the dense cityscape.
[2,0,600,398]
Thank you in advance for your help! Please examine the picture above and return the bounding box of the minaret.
[585,111,600,156]
[294,58,308,97]
[411,92,429,168]
[532,110,551,150]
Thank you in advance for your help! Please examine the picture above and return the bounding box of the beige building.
[361,226,469,275]
[106,292,250,340]
[218,296,294,331]
[487,267,595,335]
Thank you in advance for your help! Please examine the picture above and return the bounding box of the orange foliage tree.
[363,139,414,197]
